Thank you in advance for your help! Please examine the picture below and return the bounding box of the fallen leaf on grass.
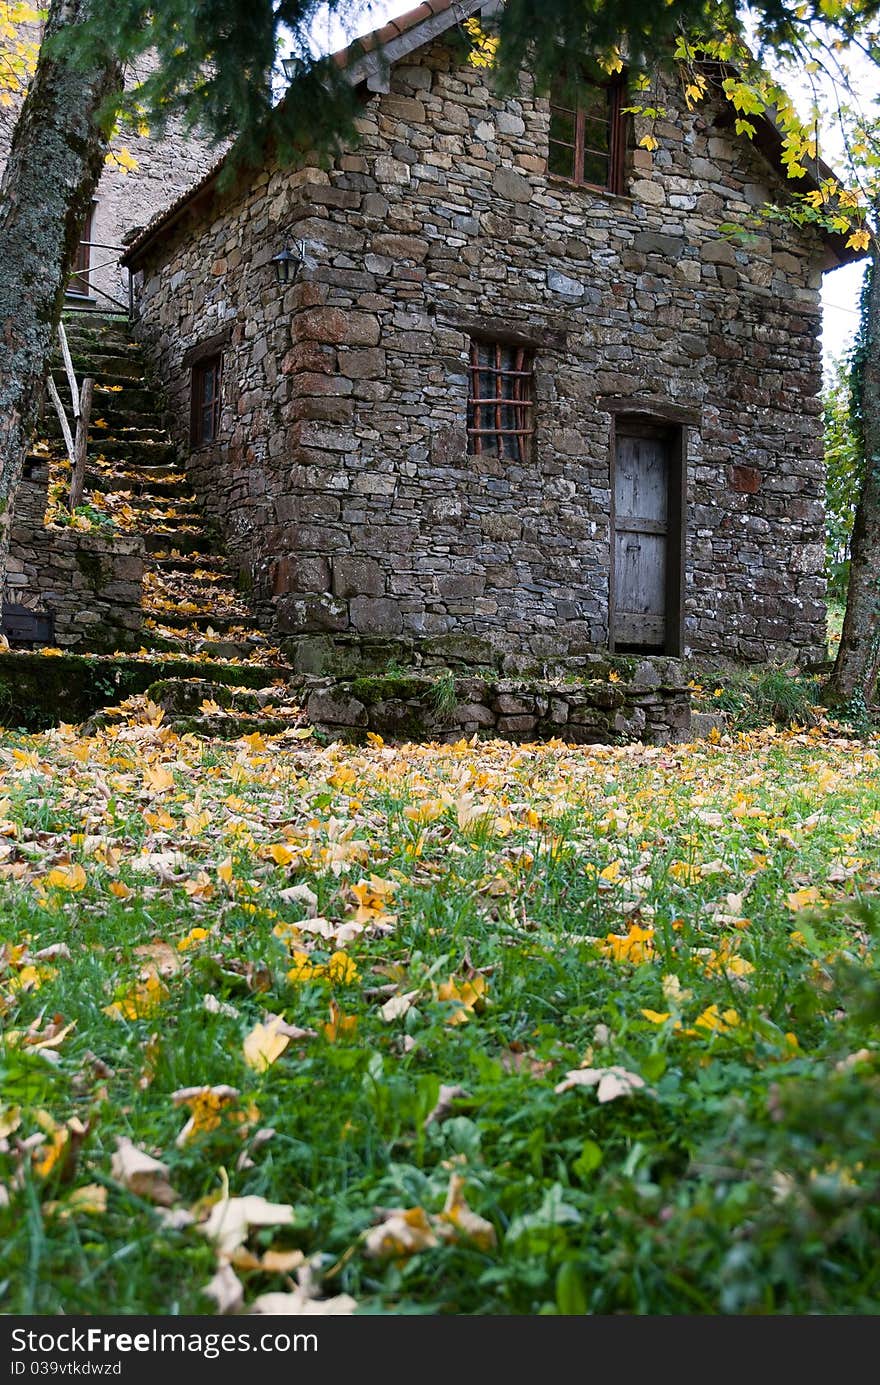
[111,1136,178,1206]
[364,1206,438,1260]
[171,1085,242,1146]
[441,1173,496,1251]
[249,1289,356,1315]
[436,974,487,1025]
[134,941,182,978]
[423,1084,469,1128]
[45,1183,107,1219]
[203,1264,244,1315]
[44,864,87,892]
[200,1192,295,1258]
[243,1014,316,1072]
[554,1066,647,1102]
[380,989,419,1023]
[364,1173,496,1260]
[104,967,168,1021]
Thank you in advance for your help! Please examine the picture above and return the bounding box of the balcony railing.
[66,240,133,318]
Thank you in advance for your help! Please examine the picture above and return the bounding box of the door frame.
[607,406,689,657]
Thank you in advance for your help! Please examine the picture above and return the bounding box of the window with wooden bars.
[466,340,535,462]
[190,355,222,448]
[548,70,627,194]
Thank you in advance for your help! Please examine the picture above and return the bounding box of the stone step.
[44,424,171,450]
[57,381,157,413]
[52,353,145,379]
[85,479,195,506]
[142,627,279,662]
[142,604,259,633]
[88,438,178,466]
[150,551,233,574]
[143,529,211,554]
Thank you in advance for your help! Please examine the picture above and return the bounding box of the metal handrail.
[66,240,133,318]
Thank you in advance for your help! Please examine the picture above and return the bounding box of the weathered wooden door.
[612,421,682,652]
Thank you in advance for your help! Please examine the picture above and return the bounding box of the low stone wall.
[299,656,691,745]
[6,462,145,653]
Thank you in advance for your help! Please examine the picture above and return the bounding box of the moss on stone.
[74,548,108,589]
[348,674,427,704]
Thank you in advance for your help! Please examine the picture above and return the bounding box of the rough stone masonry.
[125,24,843,674]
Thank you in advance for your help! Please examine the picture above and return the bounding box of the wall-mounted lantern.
[271,243,305,286]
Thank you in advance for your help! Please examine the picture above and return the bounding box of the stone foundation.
[299,656,690,745]
[6,461,145,653]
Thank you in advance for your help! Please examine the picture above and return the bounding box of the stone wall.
[6,460,145,653]
[299,657,691,746]
[130,35,830,669]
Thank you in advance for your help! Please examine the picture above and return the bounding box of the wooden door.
[612,422,679,652]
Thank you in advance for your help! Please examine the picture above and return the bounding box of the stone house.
[122,0,859,675]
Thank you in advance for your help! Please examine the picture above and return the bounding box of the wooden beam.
[47,375,75,461]
[57,322,81,419]
[69,377,94,511]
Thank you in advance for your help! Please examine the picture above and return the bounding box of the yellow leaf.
[786,886,822,912]
[846,228,870,252]
[641,1008,671,1024]
[108,880,132,900]
[217,858,234,885]
[266,843,295,867]
[177,926,210,951]
[45,863,87,892]
[638,133,659,151]
[327,950,358,984]
[243,1016,291,1072]
[440,1173,497,1249]
[142,764,175,794]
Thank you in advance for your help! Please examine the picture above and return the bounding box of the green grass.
[1,714,880,1314]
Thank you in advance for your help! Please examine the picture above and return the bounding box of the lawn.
[1,702,879,1315]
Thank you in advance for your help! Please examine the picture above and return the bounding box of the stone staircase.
[38,313,281,665]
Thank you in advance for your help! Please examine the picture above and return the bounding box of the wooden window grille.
[467,340,535,462]
[190,355,222,448]
[548,72,627,195]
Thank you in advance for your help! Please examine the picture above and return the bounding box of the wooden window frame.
[190,354,223,449]
[467,339,535,463]
[608,411,687,658]
[548,73,628,196]
[68,202,95,298]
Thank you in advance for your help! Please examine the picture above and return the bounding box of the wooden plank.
[47,375,75,461]
[57,322,81,419]
[69,377,93,511]
[614,434,668,525]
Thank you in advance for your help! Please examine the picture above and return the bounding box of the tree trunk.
[0,0,121,583]
[824,236,880,709]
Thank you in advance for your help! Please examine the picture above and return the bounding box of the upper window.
[467,339,534,463]
[191,355,222,448]
[548,70,627,195]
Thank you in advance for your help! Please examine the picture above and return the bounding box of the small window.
[548,69,627,194]
[467,340,534,462]
[68,202,95,298]
[190,355,222,447]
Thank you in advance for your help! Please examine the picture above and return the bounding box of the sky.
[306,0,866,370]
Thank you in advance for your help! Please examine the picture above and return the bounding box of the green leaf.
[556,1262,589,1315]
[572,1138,603,1180]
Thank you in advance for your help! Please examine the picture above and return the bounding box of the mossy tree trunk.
[824,234,880,709]
[0,0,121,583]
